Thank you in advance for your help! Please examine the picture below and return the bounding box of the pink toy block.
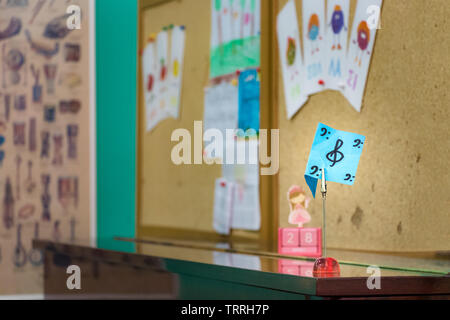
[278,228,322,258]
[281,228,299,247]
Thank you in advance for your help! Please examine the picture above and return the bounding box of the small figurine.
[287,185,311,228]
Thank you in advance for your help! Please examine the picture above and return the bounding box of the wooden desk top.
[34,237,450,298]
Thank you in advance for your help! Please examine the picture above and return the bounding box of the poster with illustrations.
[302,0,326,96]
[342,0,382,112]
[210,0,261,78]
[277,0,308,119]
[142,26,186,132]
[0,0,93,296]
[167,26,185,119]
[325,0,350,91]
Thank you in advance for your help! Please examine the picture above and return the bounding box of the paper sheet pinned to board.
[142,40,159,131]
[238,69,260,133]
[143,26,186,132]
[203,82,239,160]
[342,0,383,112]
[223,138,261,231]
[210,0,261,78]
[213,178,234,235]
[304,123,366,198]
[276,0,308,119]
[302,0,327,96]
[167,26,186,119]
[324,0,350,91]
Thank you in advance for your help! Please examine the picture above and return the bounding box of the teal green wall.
[96,0,138,250]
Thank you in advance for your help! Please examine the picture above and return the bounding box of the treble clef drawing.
[326,139,344,167]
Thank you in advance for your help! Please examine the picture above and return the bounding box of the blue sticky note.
[304,123,366,198]
[238,69,260,135]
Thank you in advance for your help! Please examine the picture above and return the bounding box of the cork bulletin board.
[0,0,93,295]
[138,0,277,242]
[277,0,450,252]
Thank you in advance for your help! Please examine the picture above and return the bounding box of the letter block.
[278,228,322,257]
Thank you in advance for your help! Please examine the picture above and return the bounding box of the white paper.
[277,0,308,119]
[324,0,350,91]
[222,138,259,185]
[155,30,170,122]
[230,0,242,41]
[342,0,382,112]
[203,82,239,159]
[144,27,186,131]
[167,26,186,119]
[216,138,260,232]
[213,178,234,235]
[142,40,159,132]
[231,182,260,231]
[220,0,233,44]
[302,0,326,96]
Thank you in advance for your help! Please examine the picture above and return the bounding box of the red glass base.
[313,257,341,278]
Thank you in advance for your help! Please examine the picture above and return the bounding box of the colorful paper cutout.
[304,123,366,197]
[237,69,260,134]
[276,0,308,119]
[302,0,326,96]
[342,0,383,112]
[210,0,261,78]
[325,0,350,91]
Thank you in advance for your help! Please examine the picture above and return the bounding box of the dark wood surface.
[34,238,450,299]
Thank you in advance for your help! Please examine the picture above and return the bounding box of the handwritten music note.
[304,123,366,197]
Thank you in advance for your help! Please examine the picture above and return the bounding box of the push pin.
[313,168,341,278]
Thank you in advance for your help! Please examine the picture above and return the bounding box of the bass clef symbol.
[326,139,344,167]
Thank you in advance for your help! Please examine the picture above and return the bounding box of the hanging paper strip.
[276,0,308,119]
[324,0,350,91]
[302,0,326,96]
[167,26,186,120]
[342,0,383,112]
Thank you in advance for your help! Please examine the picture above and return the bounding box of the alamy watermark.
[66,265,81,290]
[366,265,381,290]
[171,121,279,176]
[367,5,382,30]
[66,5,81,30]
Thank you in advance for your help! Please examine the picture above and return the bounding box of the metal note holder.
[313,168,341,278]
